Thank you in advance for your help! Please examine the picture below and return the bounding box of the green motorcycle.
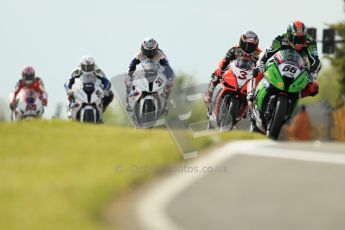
[251,49,309,140]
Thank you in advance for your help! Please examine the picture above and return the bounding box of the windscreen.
[80,73,97,84]
[234,59,255,70]
[274,49,305,70]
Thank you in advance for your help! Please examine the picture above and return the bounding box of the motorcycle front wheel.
[219,96,240,131]
[140,100,156,127]
[83,109,96,123]
[267,95,288,140]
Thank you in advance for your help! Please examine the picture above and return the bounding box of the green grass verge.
[0,120,264,230]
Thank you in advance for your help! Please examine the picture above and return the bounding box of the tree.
[0,98,8,121]
[52,103,64,119]
[168,73,208,123]
[102,101,131,126]
[328,0,345,106]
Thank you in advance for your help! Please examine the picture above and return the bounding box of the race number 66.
[282,65,297,74]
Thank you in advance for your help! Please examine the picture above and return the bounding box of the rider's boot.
[124,96,131,112]
[124,77,134,112]
[67,97,74,119]
[102,92,114,113]
[204,83,214,105]
[161,106,168,116]
[205,78,218,117]
[67,108,72,120]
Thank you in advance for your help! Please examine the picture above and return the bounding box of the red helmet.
[287,20,308,50]
[22,66,35,84]
[239,31,259,54]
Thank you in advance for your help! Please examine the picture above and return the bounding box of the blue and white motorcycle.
[127,60,169,127]
[70,73,104,123]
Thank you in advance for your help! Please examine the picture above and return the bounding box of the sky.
[0,0,344,118]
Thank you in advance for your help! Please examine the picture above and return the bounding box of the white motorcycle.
[128,60,169,127]
[70,73,104,123]
[11,88,44,121]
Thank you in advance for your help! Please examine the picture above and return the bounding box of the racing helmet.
[21,66,35,85]
[239,31,259,54]
[80,55,95,73]
[141,37,159,58]
[287,20,308,50]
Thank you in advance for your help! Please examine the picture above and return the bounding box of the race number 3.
[238,70,248,80]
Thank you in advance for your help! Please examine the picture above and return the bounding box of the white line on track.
[239,146,345,165]
[136,140,345,230]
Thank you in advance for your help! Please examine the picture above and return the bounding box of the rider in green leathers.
[247,20,321,103]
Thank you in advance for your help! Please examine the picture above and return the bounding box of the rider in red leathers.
[9,66,48,111]
[205,31,262,106]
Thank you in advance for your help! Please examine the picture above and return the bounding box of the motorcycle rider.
[64,56,114,116]
[10,66,48,111]
[247,20,321,104]
[205,31,262,105]
[126,37,174,112]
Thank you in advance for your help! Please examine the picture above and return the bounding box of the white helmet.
[141,37,158,58]
[80,55,95,72]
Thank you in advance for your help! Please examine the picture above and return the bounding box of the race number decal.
[26,104,37,111]
[282,65,297,74]
[280,64,300,78]
[95,90,102,98]
[155,77,163,87]
[238,70,248,80]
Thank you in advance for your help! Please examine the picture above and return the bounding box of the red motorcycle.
[208,59,255,131]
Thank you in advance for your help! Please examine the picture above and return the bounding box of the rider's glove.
[214,68,223,77]
[253,62,265,78]
[257,62,266,72]
[309,73,317,82]
[67,89,73,96]
[252,68,260,78]
[38,95,48,106]
[42,98,48,106]
[128,86,137,97]
[125,75,134,86]
[127,72,135,82]
[166,80,174,95]
[308,81,319,96]
[67,90,74,102]
[210,74,219,83]
[167,79,174,88]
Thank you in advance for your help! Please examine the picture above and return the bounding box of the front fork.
[264,95,278,120]
[265,94,297,129]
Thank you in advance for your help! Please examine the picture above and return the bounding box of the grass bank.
[0,120,263,230]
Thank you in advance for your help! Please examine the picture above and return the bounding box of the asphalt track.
[135,140,345,230]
